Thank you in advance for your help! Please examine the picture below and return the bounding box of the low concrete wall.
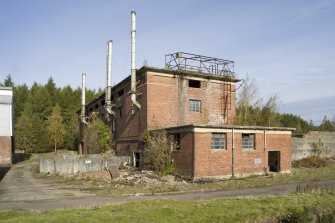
[39,154,130,175]
[292,131,335,160]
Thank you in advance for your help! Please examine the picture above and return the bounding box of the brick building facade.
[83,65,294,179]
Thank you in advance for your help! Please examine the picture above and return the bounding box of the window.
[171,134,181,150]
[95,104,99,109]
[242,134,254,150]
[118,89,124,97]
[189,79,201,88]
[117,106,123,118]
[189,99,201,112]
[211,133,226,150]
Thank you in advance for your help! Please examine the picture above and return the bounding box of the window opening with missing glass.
[172,134,181,150]
[242,134,254,150]
[211,133,226,150]
[118,89,124,97]
[189,99,201,112]
[117,106,123,118]
[189,79,201,88]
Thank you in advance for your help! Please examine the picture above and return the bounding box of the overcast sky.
[1,0,334,106]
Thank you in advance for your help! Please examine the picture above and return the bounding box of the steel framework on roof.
[165,52,235,77]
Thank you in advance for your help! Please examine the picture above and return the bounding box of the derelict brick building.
[79,12,294,179]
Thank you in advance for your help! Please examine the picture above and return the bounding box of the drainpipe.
[231,127,235,178]
[130,11,141,111]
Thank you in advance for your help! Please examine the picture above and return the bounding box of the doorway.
[134,152,140,168]
[268,151,280,172]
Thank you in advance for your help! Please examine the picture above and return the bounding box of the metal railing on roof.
[165,52,235,77]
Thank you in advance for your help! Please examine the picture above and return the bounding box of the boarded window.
[242,134,254,150]
[189,99,201,112]
[211,133,226,150]
[189,79,201,88]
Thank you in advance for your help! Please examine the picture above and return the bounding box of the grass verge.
[0,189,335,223]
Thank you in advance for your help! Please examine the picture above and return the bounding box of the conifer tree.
[15,105,34,153]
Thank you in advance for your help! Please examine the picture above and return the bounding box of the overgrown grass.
[1,189,335,223]
[49,159,335,196]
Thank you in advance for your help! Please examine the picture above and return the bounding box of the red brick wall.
[172,130,292,179]
[266,133,292,172]
[146,72,237,129]
[0,136,12,165]
[172,132,194,177]
[193,132,233,178]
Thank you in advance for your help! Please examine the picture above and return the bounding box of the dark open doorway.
[268,151,280,172]
[134,152,140,168]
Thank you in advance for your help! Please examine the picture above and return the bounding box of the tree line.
[1,75,101,153]
[234,76,335,134]
[1,74,334,153]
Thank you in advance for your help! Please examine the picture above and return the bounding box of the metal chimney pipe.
[81,73,86,123]
[131,11,141,110]
[106,40,112,107]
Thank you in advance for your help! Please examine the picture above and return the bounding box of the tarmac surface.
[1,160,335,211]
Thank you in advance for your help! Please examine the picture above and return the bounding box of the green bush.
[292,155,327,168]
[143,130,176,176]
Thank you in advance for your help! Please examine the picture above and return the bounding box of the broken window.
[242,134,255,150]
[189,79,201,88]
[189,99,201,112]
[118,89,124,97]
[171,134,181,150]
[117,106,123,118]
[211,133,226,150]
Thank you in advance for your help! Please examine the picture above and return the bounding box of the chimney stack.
[106,40,113,109]
[131,11,141,110]
[81,73,86,123]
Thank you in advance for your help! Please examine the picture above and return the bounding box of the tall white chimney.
[106,40,112,108]
[131,11,141,110]
[81,73,86,123]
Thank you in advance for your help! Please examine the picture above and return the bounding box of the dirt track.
[1,161,335,211]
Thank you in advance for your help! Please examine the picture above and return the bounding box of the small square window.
[189,79,201,88]
[242,134,254,150]
[118,89,124,97]
[189,99,201,112]
[211,133,226,150]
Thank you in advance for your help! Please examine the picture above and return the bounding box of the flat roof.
[0,86,13,91]
[158,124,296,132]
